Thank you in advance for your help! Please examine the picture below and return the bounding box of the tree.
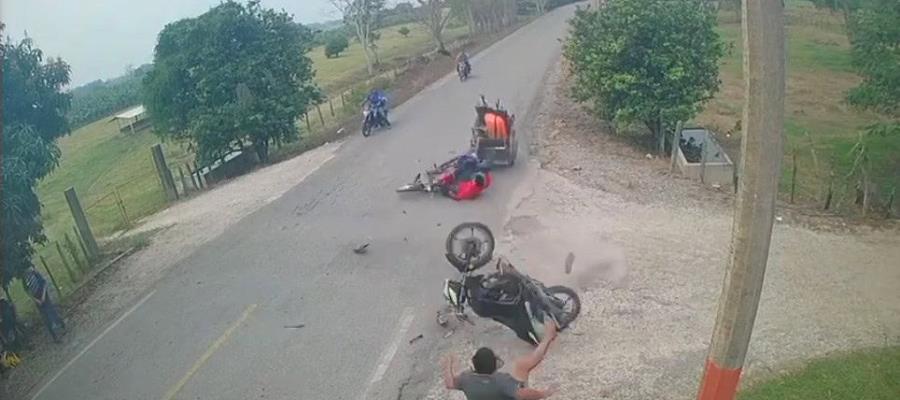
[846,0,899,125]
[398,26,411,37]
[324,34,350,58]
[331,0,386,75]
[143,0,320,164]
[564,0,724,150]
[415,0,453,53]
[1,26,72,289]
[534,0,548,14]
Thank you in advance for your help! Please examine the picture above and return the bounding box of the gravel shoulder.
[423,61,900,400]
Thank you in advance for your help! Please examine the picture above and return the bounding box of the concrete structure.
[675,127,734,186]
[112,105,150,134]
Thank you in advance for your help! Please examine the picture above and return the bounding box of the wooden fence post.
[316,105,326,126]
[64,232,87,272]
[886,186,896,219]
[65,187,100,260]
[177,166,190,196]
[55,241,78,283]
[305,112,311,131]
[824,171,834,210]
[151,144,179,202]
[113,189,131,228]
[790,148,798,204]
[670,121,683,173]
[341,92,346,108]
[328,99,335,117]
[186,163,199,190]
[39,255,63,296]
[193,162,206,189]
[700,134,709,184]
[73,226,92,264]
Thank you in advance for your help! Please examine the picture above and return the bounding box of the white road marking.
[30,290,157,400]
[362,307,415,400]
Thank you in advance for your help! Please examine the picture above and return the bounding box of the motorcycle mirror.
[564,252,575,274]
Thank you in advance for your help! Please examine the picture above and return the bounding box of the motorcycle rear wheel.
[546,285,581,329]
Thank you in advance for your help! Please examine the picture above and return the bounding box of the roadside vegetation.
[739,347,900,400]
[566,0,898,217]
[697,0,899,214]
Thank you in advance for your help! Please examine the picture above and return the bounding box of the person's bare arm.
[515,387,557,400]
[442,354,459,390]
[511,319,558,382]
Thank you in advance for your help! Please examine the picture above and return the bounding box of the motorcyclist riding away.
[364,89,391,127]
[456,51,471,76]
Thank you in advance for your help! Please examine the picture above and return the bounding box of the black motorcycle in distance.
[438,223,581,345]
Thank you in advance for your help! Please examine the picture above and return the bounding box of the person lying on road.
[442,318,559,399]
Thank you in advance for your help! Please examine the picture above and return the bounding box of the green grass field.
[696,0,898,210]
[738,347,900,400]
[24,22,470,305]
[311,22,468,93]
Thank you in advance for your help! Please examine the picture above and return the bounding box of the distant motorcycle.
[362,104,389,137]
[437,223,582,345]
[457,61,471,81]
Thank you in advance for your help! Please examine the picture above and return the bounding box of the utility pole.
[696,0,785,399]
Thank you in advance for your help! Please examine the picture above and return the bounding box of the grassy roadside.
[738,347,900,400]
[695,0,898,212]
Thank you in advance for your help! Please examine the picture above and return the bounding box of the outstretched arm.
[511,319,558,382]
[515,387,558,400]
[442,354,459,390]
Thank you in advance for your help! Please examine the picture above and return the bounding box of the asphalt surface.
[28,6,575,400]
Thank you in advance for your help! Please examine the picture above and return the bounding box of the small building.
[112,105,151,134]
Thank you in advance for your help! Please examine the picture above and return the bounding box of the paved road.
[28,6,575,400]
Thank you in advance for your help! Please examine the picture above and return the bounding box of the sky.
[2,0,350,87]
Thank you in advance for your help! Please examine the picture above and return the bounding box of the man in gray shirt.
[442,319,558,400]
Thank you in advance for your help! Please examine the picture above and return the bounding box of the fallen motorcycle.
[396,163,450,194]
[437,222,581,345]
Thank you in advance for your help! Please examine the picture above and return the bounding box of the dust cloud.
[498,215,629,290]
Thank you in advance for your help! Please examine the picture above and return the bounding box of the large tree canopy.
[1,26,72,287]
[143,0,320,164]
[564,0,724,146]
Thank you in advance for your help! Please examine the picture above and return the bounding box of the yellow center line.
[161,303,258,400]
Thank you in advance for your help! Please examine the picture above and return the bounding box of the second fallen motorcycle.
[437,223,581,345]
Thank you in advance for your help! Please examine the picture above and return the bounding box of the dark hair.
[474,173,486,187]
[472,347,498,374]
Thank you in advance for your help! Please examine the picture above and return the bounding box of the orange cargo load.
[484,112,509,140]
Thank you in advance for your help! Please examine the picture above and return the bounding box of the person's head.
[472,347,498,374]
[473,172,487,188]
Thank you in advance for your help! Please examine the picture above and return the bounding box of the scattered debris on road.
[409,334,423,344]
[353,243,370,254]
[284,324,306,329]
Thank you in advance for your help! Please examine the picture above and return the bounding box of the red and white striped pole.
[697,0,785,399]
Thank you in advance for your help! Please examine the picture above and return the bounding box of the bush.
[564,0,724,146]
[398,26,411,37]
[324,34,350,58]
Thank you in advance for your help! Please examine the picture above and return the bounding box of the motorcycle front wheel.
[445,222,495,269]
[546,286,581,329]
